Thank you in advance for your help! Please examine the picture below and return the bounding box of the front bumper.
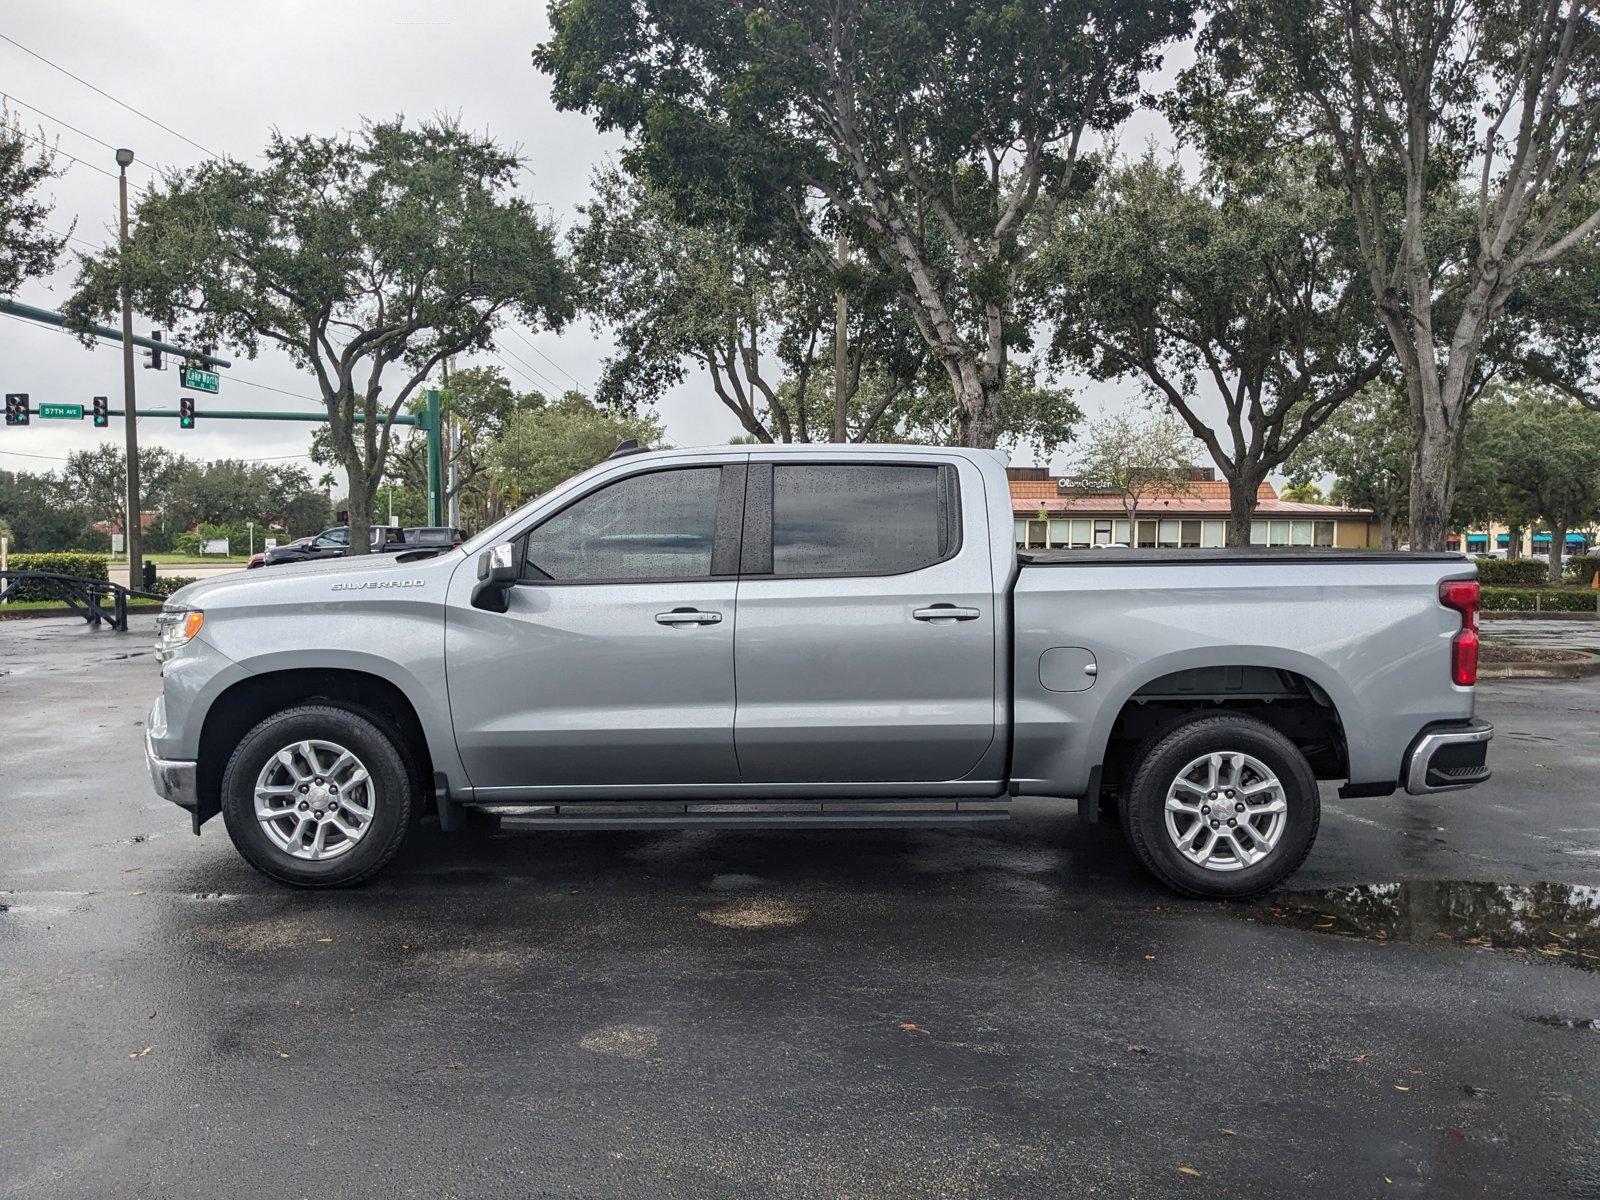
[145,724,199,813]
[1404,720,1493,794]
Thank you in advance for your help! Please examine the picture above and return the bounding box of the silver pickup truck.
[146,443,1491,897]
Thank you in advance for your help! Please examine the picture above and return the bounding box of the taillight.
[1439,579,1480,686]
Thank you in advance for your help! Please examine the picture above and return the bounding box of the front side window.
[316,528,349,549]
[771,463,949,576]
[522,467,721,582]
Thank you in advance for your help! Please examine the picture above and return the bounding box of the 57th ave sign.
[38,403,83,420]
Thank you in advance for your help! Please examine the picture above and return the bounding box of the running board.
[471,801,1011,832]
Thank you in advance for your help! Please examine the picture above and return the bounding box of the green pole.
[424,389,443,526]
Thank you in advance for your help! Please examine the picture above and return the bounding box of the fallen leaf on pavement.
[1178,1166,1200,1177]
[129,891,145,897]
[1394,1085,1410,1092]
[899,1022,930,1035]
[316,937,332,943]
[128,1046,152,1059]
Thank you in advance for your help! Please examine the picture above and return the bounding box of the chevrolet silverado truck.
[146,443,1491,897]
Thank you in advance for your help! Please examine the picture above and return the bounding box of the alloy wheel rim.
[1163,750,1288,873]
[254,739,377,861]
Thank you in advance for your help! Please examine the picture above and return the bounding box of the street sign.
[39,403,84,420]
[181,365,220,393]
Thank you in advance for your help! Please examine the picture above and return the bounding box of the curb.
[1482,610,1597,622]
[0,606,161,622]
[1480,651,1600,680]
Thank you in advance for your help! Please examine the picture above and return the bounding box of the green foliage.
[5,552,109,599]
[1569,556,1600,588]
[1042,150,1385,537]
[573,166,928,444]
[1280,481,1323,503]
[536,0,1195,444]
[1070,409,1198,526]
[1482,587,1599,613]
[489,395,664,504]
[0,109,70,297]
[1287,384,1412,548]
[1475,558,1549,586]
[144,575,199,599]
[68,117,573,553]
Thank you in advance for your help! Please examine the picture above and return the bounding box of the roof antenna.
[609,438,648,459]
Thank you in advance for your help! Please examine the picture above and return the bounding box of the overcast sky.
[0,0,1186,487]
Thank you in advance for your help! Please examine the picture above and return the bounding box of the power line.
[2,90,161,169]
[0,447,70,462]
[0,32,221,159]
[506,326,582,388]
[494,345,563,395]
[9,123,147,192]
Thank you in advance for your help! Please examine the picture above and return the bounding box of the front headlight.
[155,607,204,658]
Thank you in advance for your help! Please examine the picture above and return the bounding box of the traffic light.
[4,393,27,426]
[179,396,195,429]
[92,396,109,428]
[143,330,165,371]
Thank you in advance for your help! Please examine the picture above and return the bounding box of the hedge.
[1474,557,1551,585]
[1481,586,1600,613]
[3,552,111,601]
[144,575,198,599]
[1569,556,1600,588]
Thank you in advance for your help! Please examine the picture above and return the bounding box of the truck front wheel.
[1121,713,1319,899]
[220,703,415,888]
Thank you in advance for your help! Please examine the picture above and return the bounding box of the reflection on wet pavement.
[1248,880,1600,970]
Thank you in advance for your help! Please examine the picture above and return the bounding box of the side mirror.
[471,542,519,613]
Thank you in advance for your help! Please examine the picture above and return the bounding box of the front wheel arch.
[197,669,432,830]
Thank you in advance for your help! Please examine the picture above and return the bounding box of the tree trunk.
[1549,522,1566,585]
[1225,477,1260,548]
[1506,524,1521,559]
[1408,421,1455,551]
[346,466,373,557]
[947,354,1003,449]
[833,228,849,444]
[1379,511,1398,551]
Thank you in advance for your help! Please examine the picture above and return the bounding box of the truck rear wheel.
[220,703,415,888]
[1121,713,1319,899]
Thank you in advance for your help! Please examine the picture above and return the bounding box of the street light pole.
[116,147,143,586]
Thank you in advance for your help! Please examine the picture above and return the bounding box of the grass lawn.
[0,599,163,615]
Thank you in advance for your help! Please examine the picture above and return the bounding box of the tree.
[1070,409,1197,545]
[0,109,69,296]
[1288,384,1412,549]
[1044,152,1389,544]
[1280,481,1325,503]
[1178,0,1600,549]
[60,445,183,549]
[573,167,928,444]
[536,0,1195,447]
[1489,388,1600,582]
[0,469,86,551]
[489,393,664,504]
[68,118,572,555]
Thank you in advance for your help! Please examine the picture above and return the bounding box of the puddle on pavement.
[1248,881,1600,971]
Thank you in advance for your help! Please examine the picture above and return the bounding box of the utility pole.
[116,147,143,584]
[832,228,849,444]
[443,357,460,529]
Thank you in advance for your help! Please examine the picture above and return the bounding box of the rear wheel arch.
[1093,664,1351,806]
[196,669,433,829]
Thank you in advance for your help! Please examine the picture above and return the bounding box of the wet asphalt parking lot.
[2,616,1599,1199]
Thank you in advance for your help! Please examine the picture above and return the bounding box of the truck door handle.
[656,608,722,626]
[912,605,981,623]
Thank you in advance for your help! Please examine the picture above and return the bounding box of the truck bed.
[1019,548,1468,565]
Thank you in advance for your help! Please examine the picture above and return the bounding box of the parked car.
[377,526,466,555]
[145,445,1490,895]
[261,525,403,566]
[248,537,310,569]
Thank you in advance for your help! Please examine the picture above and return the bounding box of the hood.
[164,548,463,609]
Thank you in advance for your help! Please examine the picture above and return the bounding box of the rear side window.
[769,463,953,576]
[522,467,722,582]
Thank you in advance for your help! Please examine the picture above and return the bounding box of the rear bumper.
[1404,720,1493,795]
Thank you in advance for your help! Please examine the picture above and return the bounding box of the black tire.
[220,703,415,888]
[1120,713,1320,899]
